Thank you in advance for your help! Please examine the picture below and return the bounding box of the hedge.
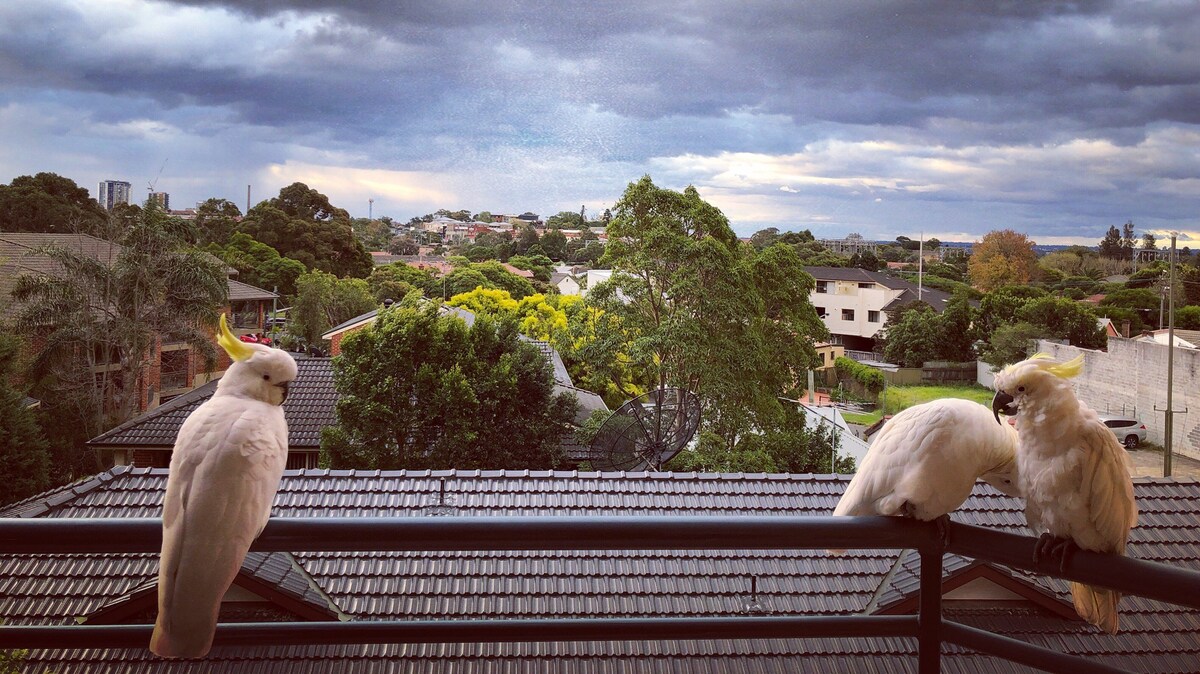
[834,356,886,394]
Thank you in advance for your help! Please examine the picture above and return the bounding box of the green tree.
[320,299,577,469]
[193,198,242,245]
[881,302,942,367]
[11,203,227,479]
[207,232,306,296]
[980,321,1044,368]
[0,331,51,505]
[289,270,378,346]
[1098,224,1125,259]
[507,253,553,283]
[367,263,436,302]
[546,211,585,229]
[1015,296,1106,350]
[541,228,568,261]
[938,291,976,361]
[350,218,396,251]
[237,183,373,278]
[1099,288,1162,328]
[513,225,540,255]
[598,176,828,454]
[0,172,108,234]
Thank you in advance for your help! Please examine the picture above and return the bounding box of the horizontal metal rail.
[0,515,938,554]
[945,520,1200,611]
[941,621,1128,674]
[0,615,919,649]
[4,515,1200,674]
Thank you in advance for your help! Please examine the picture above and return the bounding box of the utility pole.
[1164,232,1177,476]
[917,232,924,303]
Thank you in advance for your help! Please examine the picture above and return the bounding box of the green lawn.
[841,384,996,426]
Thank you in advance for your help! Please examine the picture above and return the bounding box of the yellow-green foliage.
[448,286,519,316]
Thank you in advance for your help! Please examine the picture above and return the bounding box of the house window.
[816,281,828,294]
[815,306,826,318]
[842,309,855,321]
[820,352,827,364]
[858,282,874,289]
[868,310,880,323]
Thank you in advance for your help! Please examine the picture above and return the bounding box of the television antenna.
[586,388,701,471]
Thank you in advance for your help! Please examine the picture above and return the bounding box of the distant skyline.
[1,1,1198,246]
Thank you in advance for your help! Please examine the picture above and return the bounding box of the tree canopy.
[596,176,831,462]
[968,229,1037,291]
[237,183,373,278]
[288,270,377,346]
[0,173,109,234]
[320,298,577,469]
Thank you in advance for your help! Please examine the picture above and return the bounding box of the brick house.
[0,232,277,411]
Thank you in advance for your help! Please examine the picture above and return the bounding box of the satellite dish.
[587,388,701,471]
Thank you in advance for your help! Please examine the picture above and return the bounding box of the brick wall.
[1037,338,1200,461]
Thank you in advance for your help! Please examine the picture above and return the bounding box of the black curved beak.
[991,390,1017,424]
[277,381,290,405]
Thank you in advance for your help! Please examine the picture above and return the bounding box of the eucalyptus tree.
[596,176,830,455]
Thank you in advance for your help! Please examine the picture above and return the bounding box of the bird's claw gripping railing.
[2,516,1199,674]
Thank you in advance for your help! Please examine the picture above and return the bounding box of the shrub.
[834,356,885,394]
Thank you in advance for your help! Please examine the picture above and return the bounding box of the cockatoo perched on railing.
[150,314,297,658]
[992,353,1137,634]
[830,398,1020,552]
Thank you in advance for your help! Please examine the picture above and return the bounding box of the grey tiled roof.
[226,278,278,301]
[87,358,336,450]
[3,469,1198,673]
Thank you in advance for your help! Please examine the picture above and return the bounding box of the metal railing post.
[917,531,943,674]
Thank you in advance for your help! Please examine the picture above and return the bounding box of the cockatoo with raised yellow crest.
[150,314,297,658]
[830,398,1020,553]
[992,353,1137,634]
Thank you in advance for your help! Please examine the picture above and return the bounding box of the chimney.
[1121,320,1131,338]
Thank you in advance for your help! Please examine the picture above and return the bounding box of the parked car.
[1099,415,1148,449]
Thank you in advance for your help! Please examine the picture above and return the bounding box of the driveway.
[1127,448,1200,479]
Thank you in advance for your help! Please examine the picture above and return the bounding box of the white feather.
[150,343,296,658]
[995,356,1137,634]
[830,398,1019,552]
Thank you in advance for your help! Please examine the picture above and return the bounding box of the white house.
[583,269,614,295]
[551,272,582,296]
[804,267,955,352]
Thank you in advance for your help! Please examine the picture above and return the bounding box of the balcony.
[1,516,1198,673]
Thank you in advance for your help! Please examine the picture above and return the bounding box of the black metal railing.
[1,516,1198,674]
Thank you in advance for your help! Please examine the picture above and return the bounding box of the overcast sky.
[2,0,1198,244]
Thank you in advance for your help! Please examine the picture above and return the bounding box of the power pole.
[1165,232,1177,476]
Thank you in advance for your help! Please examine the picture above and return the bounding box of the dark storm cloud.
[2,0,1197,238]
[122,0,1200,157]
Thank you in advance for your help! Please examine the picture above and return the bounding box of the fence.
[2,516,1199,674]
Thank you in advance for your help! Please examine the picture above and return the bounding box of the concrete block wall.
[1037,338,1200,461]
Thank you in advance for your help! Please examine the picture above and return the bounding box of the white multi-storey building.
[97,180,132,211]
[805,266,954,353]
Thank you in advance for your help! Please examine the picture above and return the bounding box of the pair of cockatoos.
[831,353,1136,634]
[150,314,298,658]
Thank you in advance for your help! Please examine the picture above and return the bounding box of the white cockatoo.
[991,353,1137,634]
[150,314,297,658]
[831,398,1020,552]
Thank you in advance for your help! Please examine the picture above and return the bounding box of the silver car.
[1099,415,1148,449]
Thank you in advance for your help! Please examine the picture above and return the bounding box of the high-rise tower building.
[97,180,132,211]
[149,192,170,209]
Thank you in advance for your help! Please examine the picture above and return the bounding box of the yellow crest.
[217,313,255,362]
[1043,353,1085,379]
